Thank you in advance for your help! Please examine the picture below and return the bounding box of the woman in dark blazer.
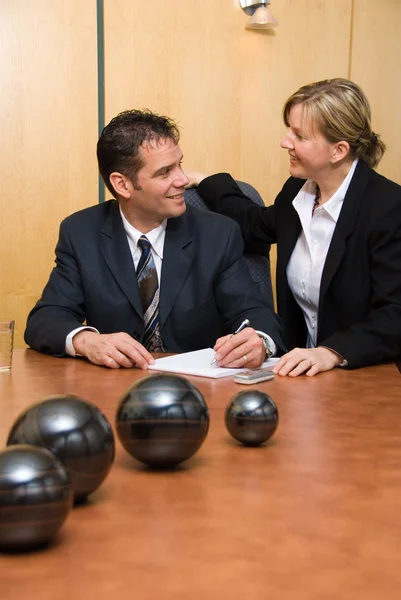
[187,78,401,376]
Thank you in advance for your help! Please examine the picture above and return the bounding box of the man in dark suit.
[25,109,285,369]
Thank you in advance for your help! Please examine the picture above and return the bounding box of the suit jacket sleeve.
[197,173,277,252]
[318,190,401,368]
[24,219,89,356]
[208,217,286,354]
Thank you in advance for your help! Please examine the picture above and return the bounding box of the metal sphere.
[116,374,209,467]
[225,390,278,446]
[0,445,73,551]
[7,395,115,501]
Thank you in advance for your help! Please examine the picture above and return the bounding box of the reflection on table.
[1,349,400,599]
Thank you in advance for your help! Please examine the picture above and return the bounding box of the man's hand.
[271,346,343,377]
[213,328,266,369]
[72,331,154,369]
[184,170,209,188]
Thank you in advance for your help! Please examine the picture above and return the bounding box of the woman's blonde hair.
[283,78,386,168]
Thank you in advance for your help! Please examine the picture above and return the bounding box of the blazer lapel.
[319,161,370,302]
[159,213,194,327]
[100,201,142,316]
[279,207,302,271]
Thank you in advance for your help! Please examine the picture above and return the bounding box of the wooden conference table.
[1,349,401,599]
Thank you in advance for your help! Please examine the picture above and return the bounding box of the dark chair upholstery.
[184,181,274,309]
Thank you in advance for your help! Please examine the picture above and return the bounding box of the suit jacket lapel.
[277,178,305,272]
[100,201,142,316]
[159,212,193,327]
[319,161,370,302]
[279,207,302,271]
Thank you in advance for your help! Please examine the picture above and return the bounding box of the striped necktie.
[136,236,164,352]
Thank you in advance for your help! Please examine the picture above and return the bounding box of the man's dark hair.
[97,109,180,196]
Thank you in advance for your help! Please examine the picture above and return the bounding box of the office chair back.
[184,181,273,309]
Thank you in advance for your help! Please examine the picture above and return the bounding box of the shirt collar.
[293,158,358,223]
[119,207,167,259]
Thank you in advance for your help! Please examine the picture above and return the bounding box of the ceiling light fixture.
[239,0,279,30]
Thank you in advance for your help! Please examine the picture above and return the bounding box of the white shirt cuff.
[254,330,277,357]
[65,327,99,357]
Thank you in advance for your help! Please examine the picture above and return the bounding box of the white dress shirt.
[120,210,166,279]
[286,159,358,348]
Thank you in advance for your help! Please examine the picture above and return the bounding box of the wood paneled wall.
[1,0,400,347]
[350,0,401,183]
[103,0,352,203]
[0,1,98,347]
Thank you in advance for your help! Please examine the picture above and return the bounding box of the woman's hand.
[184,170,209,188]
[272,346,343,377]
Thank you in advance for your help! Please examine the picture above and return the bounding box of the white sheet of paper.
[148,348,279,379]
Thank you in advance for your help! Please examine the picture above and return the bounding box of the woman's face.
[280,103,334,181]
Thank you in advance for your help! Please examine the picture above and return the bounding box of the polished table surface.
[1,350,401,599]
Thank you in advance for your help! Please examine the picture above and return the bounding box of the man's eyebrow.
[152,155,184,177]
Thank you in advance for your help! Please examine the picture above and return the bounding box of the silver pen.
[210,319,251,366]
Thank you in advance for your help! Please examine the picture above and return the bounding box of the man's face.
[124,139,190,231]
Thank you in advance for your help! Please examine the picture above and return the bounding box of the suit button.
[133,331,140,340]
